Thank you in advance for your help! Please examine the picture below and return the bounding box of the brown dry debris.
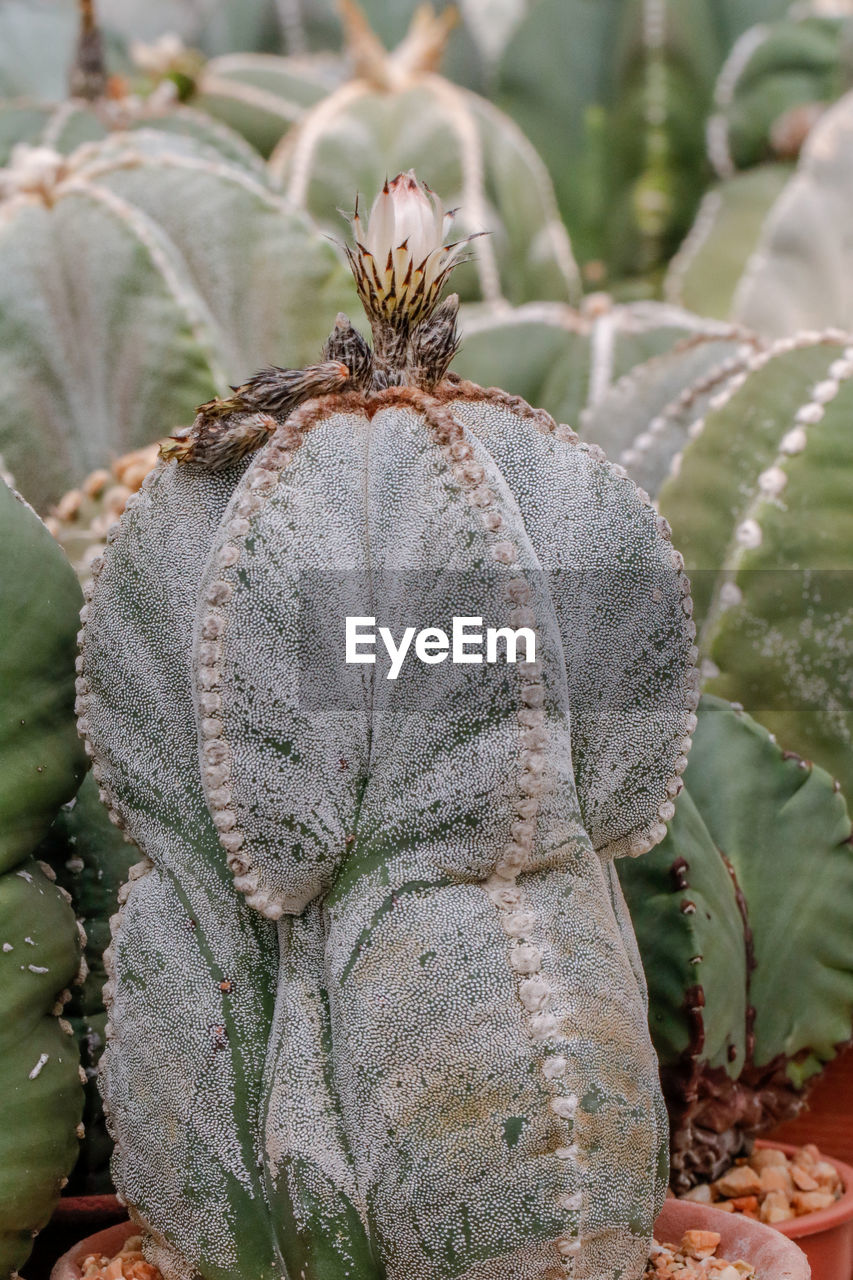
[679,1142,842,1224]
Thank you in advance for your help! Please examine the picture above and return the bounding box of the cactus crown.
[163,169,472,466]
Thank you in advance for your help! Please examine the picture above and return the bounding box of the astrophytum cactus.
[79,173,697,1280]
[268,3,579,307]
[654,329,853,798]
[618,695,853,1192]
[706,4,853,180]
[578,325,766,498]
[453,299,755,441]
[0,130,354,510]
[0,479,87,1277]
[0,0,268,173]
[669,82,853,333]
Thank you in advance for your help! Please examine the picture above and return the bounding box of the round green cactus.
[0,478,87,1276]
[656,330,853,798]
[453,299,749,434]
[267,5,579,308]
[79,174,696,1280]
[0,131,355,510]
[733,88,853,336]
[618,694,853,1191]
[706,8,853,179]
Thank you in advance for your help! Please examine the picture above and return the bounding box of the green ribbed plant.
[0,0,267,173]
[0,130,354,510]
[706,6,853,179]
[0,479,87,1277]
[454,299,757,437]
[79,172,696,1280]
[36,774,137,1195]
[268,3,579,308]
[618,694,853,1192]
[653,330,853,799]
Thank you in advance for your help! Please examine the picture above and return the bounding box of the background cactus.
[79,174,696,1280]
[453,299,753,435]
[662,165,793,320]
[653,329,853,799]
[0,478,87,1277]
[706,7,853,180]
[618,694,853,1192]
[732,88,853,335]
[0,131,354,510]
[268,5,579,308]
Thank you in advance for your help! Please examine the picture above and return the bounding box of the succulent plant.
[36,773,138,1196]
[706,7,853,180]
[0,0,269,173]
[79,172,696,1280]
[453,298,750,435]
[0,478,87,1276]
[0,130,355,510]
[268,3,579,308]
[654,328,853,799]
[732,88,853,336]
[618,694,853,1192]
[96,0,298,57]
[662,165,793,320]
[45,444,161,582]
[579,326,765,497]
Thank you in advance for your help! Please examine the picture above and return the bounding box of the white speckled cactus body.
[80,175,697,1280]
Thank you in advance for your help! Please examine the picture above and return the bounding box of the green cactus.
[184,52,341,157]
[79,173,696,1280]
[0,131,355,511]
[267,4,579,308]
[655,329,853,799]
[453,299,750,436]
[579,327,765,497]
[663,165,793,320]
[35,774,138,1196]
[0,0,269,172]
[96,0,294,56]
[706,8,853,179]
[617,694,853,1192]
[733,88,853,336]
[0,479,87,1277]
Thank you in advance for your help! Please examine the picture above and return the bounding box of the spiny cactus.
[36,773,138,1196]
[656,329,853,798]
[453,299,750,436]
[0,479,87,1277]
[0,131,355,510]
[268,3,579,308]
[706,7,853,180]
[618,695,853,1192]
[79,173,696,1280]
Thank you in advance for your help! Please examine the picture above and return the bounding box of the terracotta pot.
[752,1139,853,1280]
[52,1206,806,1280]
[50,1221,134,1280]
[656,1199,810,1280]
